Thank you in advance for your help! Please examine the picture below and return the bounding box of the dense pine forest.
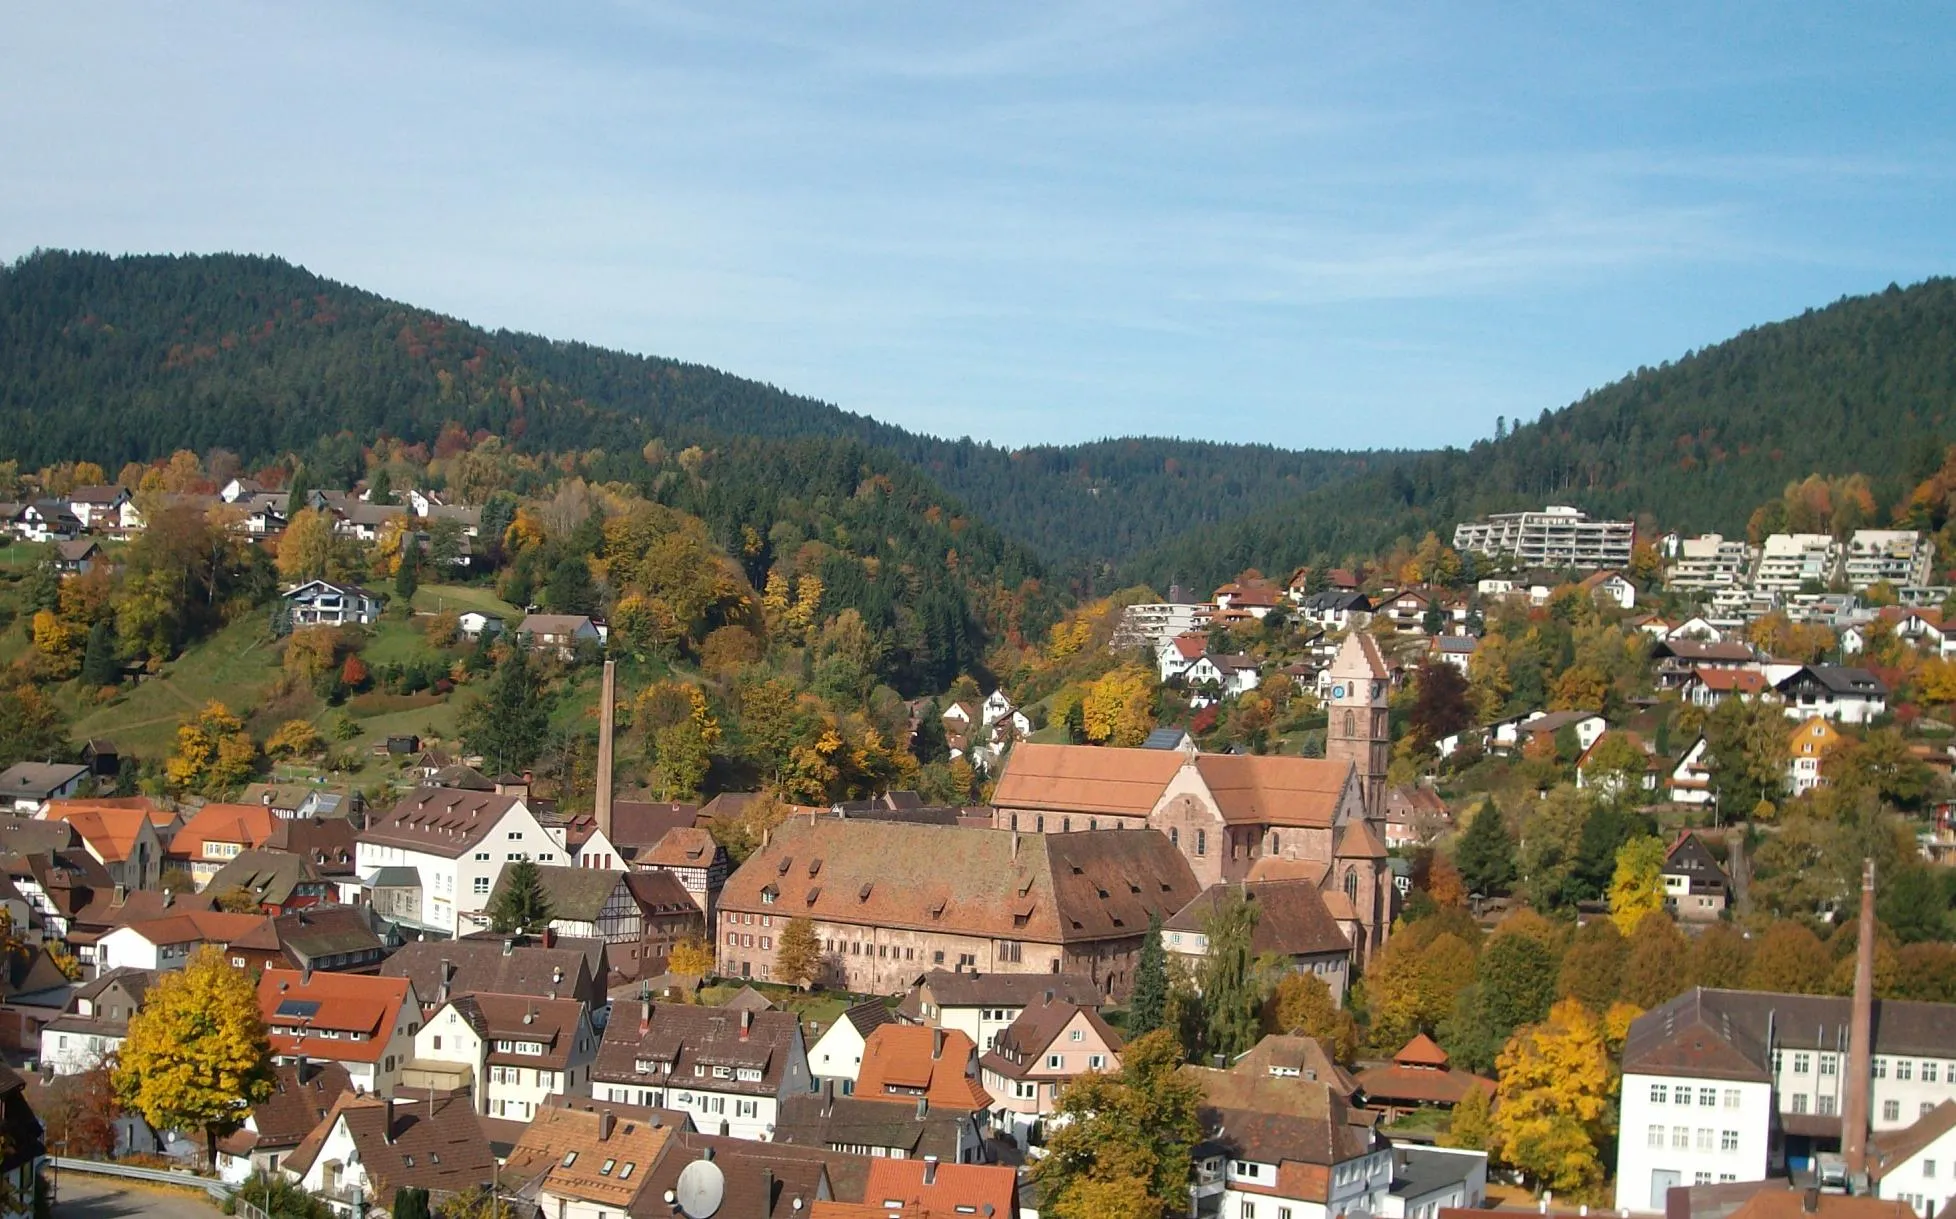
[0,250,1380,567]
[1128,278,1956,587]
[5,251,1956,588]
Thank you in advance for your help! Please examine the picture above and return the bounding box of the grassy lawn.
[361,617,446,667]
[412,583,520,619]
[697,982,882,1032]
[69,616,284,757]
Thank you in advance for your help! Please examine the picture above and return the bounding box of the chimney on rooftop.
[1843,858,1877,1185]
[639,1002,652,1038]
[438,958,454,1006]
[1804,1189,1820,1215]
[822,1079,834,1117]
[932,1028,945,1059]
[595,660,616,841]
[384,1096,397,1144]
[599,1110,616,1141]
[740,1008,752,1039]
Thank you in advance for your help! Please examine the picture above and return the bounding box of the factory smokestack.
[1843,858,1876,1185]
[596,658,616,841]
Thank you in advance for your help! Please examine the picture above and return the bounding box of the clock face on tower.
[1331,684,1346,699]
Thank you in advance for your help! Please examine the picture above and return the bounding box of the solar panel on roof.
[276,998,320,1019]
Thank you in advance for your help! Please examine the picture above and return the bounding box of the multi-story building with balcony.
[1843,531,1935,590]
[1451,505,1634,570]
[1668,535,1760,592]
[1755,534,1844,593]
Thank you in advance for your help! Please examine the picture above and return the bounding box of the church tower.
[1325,632,1390,818]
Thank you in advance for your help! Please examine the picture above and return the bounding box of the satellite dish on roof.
[675,1159,725,1219]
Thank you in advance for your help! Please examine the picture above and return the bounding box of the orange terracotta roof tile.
[258,968,412,1064]
[864,1159,1015,1219]
[170,802,278,858]
[856,1025,992,1113]
[40,803,154,863]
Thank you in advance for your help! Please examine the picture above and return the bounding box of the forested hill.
[1127,277,1956,589]
[0,250,1379,566]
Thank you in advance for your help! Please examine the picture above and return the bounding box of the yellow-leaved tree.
[275,507,336,582]
[1081,667,1154,747]
[165,701,257,795]
[113,945,273,1168]
[667,936,716,979]
[1492,998,1617,1195]
[1608,835,1668,935]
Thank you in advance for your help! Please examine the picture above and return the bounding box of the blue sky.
[4,3,1954,450]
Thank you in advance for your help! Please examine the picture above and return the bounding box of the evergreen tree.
[393,1188,431,1219]
[284,463,312,512]
[487,859,553,934]
[1063,700,1085,744]
[79,618,119,688]
[368,466,394,505]
[459,647,553,772]
[1198,889,1276,1062]
[394,540,420,605]
[1129,913,1168,1037]
[546,555,598,615]
[1455,798,1517,897]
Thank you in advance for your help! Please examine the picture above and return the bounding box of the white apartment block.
[1843,531,1935,591]
[1667,535,1760,592]
[1755,534,1843,593]
[356,790,564,936]
[1112,601,1214,650]
[1616,988,1956,1214]
[1451,505,1634,570]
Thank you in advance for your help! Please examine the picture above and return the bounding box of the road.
[52,1176,222,1219]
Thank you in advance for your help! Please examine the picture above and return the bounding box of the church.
[988,635,1398,962]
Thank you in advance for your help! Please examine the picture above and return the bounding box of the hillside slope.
[0,250,1379,565]
[1127,278,1956,588]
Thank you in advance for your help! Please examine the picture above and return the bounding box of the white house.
[592,1001,813,1141]
[981,689,1016,727]
[1616,987,1956,1213]
[284,580,382,627]
[1870,1101,1956,1217]
[0,762,89,812]
[41,967,152,1076]
[403,994,598,1123]
[259,968,422,1097]
[65,486,130,531]
[457,611,504,640]
[1774,666,1888,725]
[1668,736,1716,806]
[1158,633,1207,683]
[807,1000,893,1095]
[356,789,565,936]
[898,970,1105,1056]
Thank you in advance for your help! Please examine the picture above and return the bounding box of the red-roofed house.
[857,1025,993,1118]
[865,1159,1018,1219]
[169,802,279,890]
[40,801,163,892]
[978,998,1121,1146]
[258,967,421,1094]
[1681,666,1773,709]
[97,910,280,973]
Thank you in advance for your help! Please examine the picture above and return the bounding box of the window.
[1673,1127,1690,1150]
[1925,1063,1940,1083]
[762,891,775,905]
[1724,1089,1741,1110]
[1700,1088,1717,1107]
[1696,1128,1713,1152]
[1070,1030,1084,1042]
[473,877,490,894]
[1676,1087,1692,1106]
[1885,1100,1901,1122]
[1897,1060,1914,1081]
[1791,1094,1808,1114]
[1820,1055,1838,1077]
[1721,1130,1739,1152]
[1169,828,1178,847]
[1241,1203,1255,1219]
[1819,1096,1837,1116]
[1924,1161,1937,1180]
[1089,1054,1105,1070]
[1047,1054,1063,1069]
[1875,1058,1889,1079]
[1793,1053,1811,1075]
[1648,1126,1665,1149]
[1651,1084,1668,1104]
[1695,1173,1712,1186]
[1196,830,1206,856]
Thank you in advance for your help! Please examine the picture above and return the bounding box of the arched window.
[1269,832,1280,855]
[1344,869,1359,902]
[1343,710,1356,736]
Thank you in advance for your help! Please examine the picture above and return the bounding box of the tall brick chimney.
[595,658,616,842]
[1843,858,1876,1184]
